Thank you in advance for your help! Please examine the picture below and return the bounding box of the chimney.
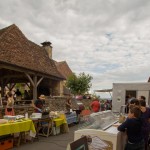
[41,41,52,59]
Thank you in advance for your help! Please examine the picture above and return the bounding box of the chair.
[33,117,53,139]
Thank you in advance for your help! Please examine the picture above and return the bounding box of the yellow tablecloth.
[53,114,67,127]
[53,114,69,133]
[0,119,36,136]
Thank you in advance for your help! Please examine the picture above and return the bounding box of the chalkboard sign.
[70,136,89,150]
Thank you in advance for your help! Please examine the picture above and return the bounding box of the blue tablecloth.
[65,112,77,124]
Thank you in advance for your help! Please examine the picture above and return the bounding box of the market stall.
[0,119,35,136]
[0,96,77,149]
[50,112,69,135]
[0,118,36,148]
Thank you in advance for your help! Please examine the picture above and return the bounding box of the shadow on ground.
[12,124,78,150]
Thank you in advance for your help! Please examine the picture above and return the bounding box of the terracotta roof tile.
[0,24,64,79]
[55,61,73,79]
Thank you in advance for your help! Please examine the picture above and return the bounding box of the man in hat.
[32,94,45,113]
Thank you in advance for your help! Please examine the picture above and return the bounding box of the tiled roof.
[0,24,64,79]
[55,61,73,79]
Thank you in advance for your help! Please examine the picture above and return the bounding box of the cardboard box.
[52,126,60,135]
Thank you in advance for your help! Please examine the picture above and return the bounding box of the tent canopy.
[94,89,112,92]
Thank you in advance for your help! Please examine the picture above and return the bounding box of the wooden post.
[25,73,44,100]
[0,79,5,97]
[33,76,37,100]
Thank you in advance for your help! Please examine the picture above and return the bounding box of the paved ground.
[12,124,78,150]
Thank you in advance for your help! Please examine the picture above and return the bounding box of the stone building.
[0,24,72,99]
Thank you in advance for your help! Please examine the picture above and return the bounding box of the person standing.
[32,94,45,113]
[24,90,30,99]
[65,97,72,113]
[139,100,150,150]
[118,106,144,150]
[139,96,146,101]
[24,90,31,104]
[15,89,22,103]
[100,100,105,111]
[105,100,111,110]
[5,92,15,116]
[90,99,100,112]
[130,98,140,106]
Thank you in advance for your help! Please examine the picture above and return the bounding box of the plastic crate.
[0,138,13,150]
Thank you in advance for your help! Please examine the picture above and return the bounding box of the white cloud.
[1,0,150,98]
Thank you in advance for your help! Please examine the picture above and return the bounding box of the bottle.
[25,112,28,119]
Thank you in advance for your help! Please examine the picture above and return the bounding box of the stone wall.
[0,98,93,119]
[47,97,92,111]
[47,97,78,111]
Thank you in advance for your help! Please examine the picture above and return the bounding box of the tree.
[66,72,93,95]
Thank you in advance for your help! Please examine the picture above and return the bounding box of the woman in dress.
[5,92,15,116]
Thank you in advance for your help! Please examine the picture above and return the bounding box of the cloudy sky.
[1,0,150,97]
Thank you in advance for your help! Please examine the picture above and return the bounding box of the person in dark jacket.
[139,100,150,150]
[118,105,144,150]
[32,94,45,113]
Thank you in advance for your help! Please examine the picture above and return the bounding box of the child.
[118,106,144,150]
[130,98,140,106]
